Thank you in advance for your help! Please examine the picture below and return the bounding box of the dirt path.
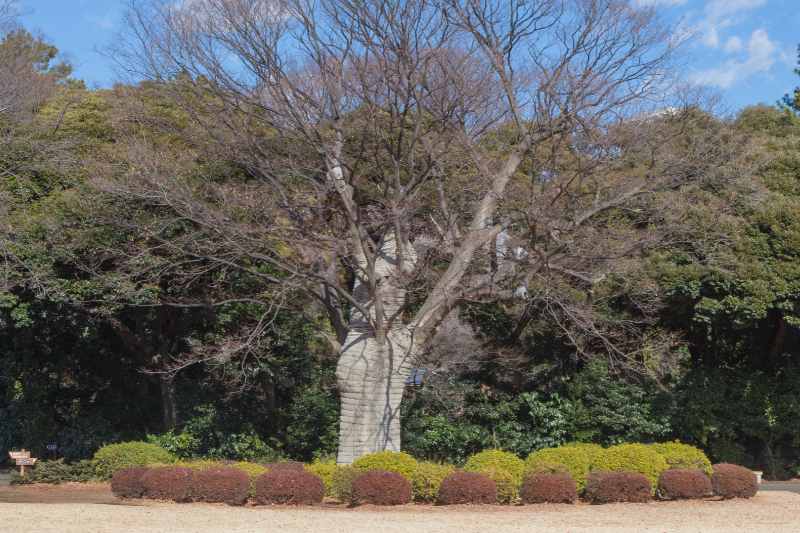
[1,485,799,533]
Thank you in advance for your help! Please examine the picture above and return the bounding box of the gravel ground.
[1,487,799,533]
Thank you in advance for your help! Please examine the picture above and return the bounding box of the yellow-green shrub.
[230,461,268,478]
[175,459,223,470]
[411,462,455,502]
[352,451,418,481]
[650,442,712,476]
[93,442,175,479]
[331,465,360,503]
[592,443,668,490]
[463,449,524,503]
[524,443,603,491]
[305,458,338,497]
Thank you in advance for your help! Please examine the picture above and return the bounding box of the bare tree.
[113,0,691,463]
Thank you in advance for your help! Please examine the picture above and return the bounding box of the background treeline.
[1,29,799,477]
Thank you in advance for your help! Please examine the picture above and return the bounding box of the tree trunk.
[335,331,416,463]
[160,375,177,431]
[335,233,418,464]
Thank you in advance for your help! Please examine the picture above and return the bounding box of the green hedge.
[524,443,604,491]
[592,443,668,490]
[352,451,418,481]
[464,449,524,503]
[650,441,712,476]
[93,441,175,480]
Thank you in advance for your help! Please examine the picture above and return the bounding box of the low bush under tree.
[464,449,524,503]
[520,472,578,504]
[525,443,604,492]
[412,462,456,502]
[437,471,497,505]
[584,471,651,504]
[110,467,149,499]
[352,451,419,482]
[192,467,250,505]
[592,444,668,490]
[140,466,195,502]
[93,442,174,480]
[711,464,758,499]
[254,469,325,505]
[657,469,712,500]
[650,442,713,476]
[351,470,412,506]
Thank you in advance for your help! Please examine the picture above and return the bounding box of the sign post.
[8,450,36,478]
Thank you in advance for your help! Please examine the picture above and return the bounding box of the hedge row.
[112,463,758,506]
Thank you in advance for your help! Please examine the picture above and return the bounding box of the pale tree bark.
[336,233,419,463]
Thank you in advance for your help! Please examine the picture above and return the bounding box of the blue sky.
[14,0,800,110]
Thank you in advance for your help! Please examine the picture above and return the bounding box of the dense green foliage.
[1,26,799,480]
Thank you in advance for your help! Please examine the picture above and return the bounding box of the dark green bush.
[10,459,96,484]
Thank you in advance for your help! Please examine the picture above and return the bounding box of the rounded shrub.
[141,466,195,502]
[525,443,603,492]
[657,469,712,500]
[437,471,497,505]
[520,472,577,504]
[463,449,524,503]
[193,467,250,505]
[592,443,668,490]
[111,467,148,499]
[584,471,651,504]
[352,451,418,481]
[254,469,325,505]
[711,463,758,499]
[331,465,360,503]
[412,462,456,502]
[305,459,338,498]
[93,441,174,480]
[351,470,412,506]
[650,442,713,476]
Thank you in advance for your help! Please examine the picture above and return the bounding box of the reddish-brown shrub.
[657,469,712,500]
[254,469,325,505]
[711,464,758,499]
[193,467,250,505]
[111,467,148,499]
[437,471,497,505]
[351,470,412,506]
[141,467,195,503]
[520,472,577,504]
[584,471,651,504]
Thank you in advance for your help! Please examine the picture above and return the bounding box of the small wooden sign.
[9,450,36,477]
[8,450,31,460]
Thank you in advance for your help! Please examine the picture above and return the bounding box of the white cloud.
[692,29,778,89]
[697,0,766,50]
[724,36,743,54]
